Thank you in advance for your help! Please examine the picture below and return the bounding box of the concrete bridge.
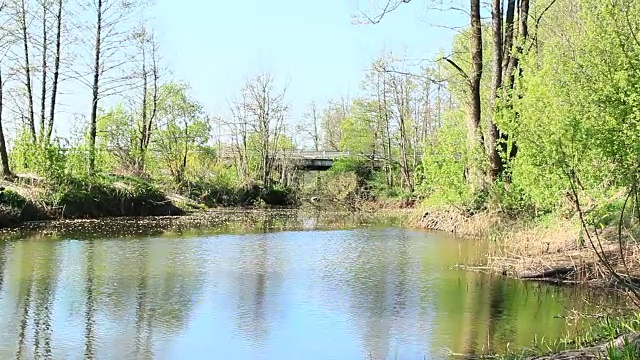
[218,149,380,171]
[279,150,354,171]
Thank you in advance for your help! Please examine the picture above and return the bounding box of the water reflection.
[0,215,622,360]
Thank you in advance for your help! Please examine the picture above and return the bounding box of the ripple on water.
[0,216,623,360]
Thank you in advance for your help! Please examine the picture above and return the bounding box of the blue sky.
[48,0,466,141]
[149,0,464,120]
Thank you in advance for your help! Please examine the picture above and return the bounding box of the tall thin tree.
[46,0,63,145]
[18,0,36,143]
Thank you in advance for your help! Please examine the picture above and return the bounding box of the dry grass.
[410,206,508,237]
[411,206,640,284]
[1,174,48,200]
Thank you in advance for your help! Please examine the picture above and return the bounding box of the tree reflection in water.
[0,215,625,359]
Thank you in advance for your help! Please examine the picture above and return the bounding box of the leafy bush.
[42,174,172,217]
[0,189,27,210]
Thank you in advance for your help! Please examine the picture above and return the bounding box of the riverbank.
[410,207,640,359]
[410,207,640,286]
[0,173,303,228]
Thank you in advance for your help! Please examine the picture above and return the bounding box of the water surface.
[0,211,619,359]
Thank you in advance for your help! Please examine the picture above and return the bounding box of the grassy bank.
[494,314,640,360]
[0,173,302,228]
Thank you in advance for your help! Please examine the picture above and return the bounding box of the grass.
[410,203,640,286]
[485,313,640,360]
[0,188,27,209]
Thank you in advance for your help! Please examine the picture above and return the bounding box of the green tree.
[339,98,378,156]
[153,82,210,184]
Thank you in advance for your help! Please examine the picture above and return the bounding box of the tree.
[240,73,288,187]
[339,98,378,156]
[225,90,251,181]
[0,4,13,177]
[95,104,136,170]
[132,25,161,172]
[84,0,142,174]
[17,0,36,143]
[468,0,484,154]
[486,0,531,182]
[45,0,64,145]
[385,62,416,192]
[357,0,534,186]
[298,100,321,152]
[0,66,12,177]
[153,82,210,184]
[321,97,349,151]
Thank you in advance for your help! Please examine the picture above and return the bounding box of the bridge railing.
[216,149,366,160]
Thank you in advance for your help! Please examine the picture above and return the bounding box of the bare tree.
[320,98,348,151]
[0,2,13,176]
[225,90,250,181]
[242,74,288,187]
[0,67,12,177]
[355,0,411,24]
[298,100,323,188]
[83,0,142,174]
[384,61,415,192]
[37,0,48,144]
[298,100,321,151]
[45,0,63,145]
[17,0,36,143]
[133,25,160,172]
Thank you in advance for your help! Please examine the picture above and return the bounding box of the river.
[0,210,620,359]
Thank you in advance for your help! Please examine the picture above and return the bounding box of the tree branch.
[355,0,411,25]
[441,56,470,82]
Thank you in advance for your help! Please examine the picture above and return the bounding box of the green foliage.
[418,111,474,207]
[41,174,172,218]
[339,98,378,155]
[260,183,298,207]
[0,189,27,209]
[10,130,67,179]
[500,0,640,215]
[96,104,138,171]
[329,156,372,177]
[368,171,412,200]
[153,82,210,184]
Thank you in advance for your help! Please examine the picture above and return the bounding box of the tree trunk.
[506,0,530,89]
[144,46,159,162]
[47,0,63,145]
[487,0,504,182]
[469,0,484,147]
[502,0,516,82]
[382,74,393,188]
[20,0,36,144]
[262,134,270,186]
[467,0,485,188]
[393,75,413,192]
[138,42,148,172]
[88,0,103,175]
[519,0,530,53]
[39,0,48,146]
[179,123,188,184]
[501,0,530,176]
[0,69,13,178]
[313,104,320,188]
